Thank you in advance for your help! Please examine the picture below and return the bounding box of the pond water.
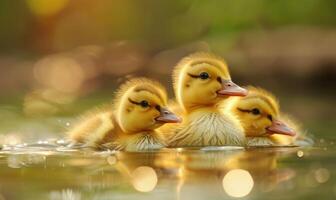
[0,97,335,200]
[0,141,334,200]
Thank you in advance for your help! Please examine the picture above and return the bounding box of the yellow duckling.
[227,86,299,146]
[68,78,181,151]
[168,52,248,147]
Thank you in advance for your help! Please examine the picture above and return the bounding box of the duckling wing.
[67,111,115,147]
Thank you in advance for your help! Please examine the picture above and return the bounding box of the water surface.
[0,142,334,200]
[0,97,334,200]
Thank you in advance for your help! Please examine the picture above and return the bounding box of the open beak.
[266,120,296,136]
[217,80,248,97]
[155,107,182,123]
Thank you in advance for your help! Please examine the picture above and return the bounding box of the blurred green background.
[0,0,335,143]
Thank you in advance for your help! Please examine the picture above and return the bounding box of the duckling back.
[67,106,118,148]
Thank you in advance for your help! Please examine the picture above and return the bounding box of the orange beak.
[266,120,296,136]
[217,80,248,97]
[155,107,182,123]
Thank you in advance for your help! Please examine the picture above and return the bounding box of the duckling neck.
[184,103,221,114]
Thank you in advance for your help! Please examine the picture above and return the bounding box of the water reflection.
[106,155,117,165]
[222,169,254,198]
[49,189,81,200]
[7,154,46,168]
[152,148,298,199]
[0,146,332,199]
[314,168,330,184]
[131,166,158,192]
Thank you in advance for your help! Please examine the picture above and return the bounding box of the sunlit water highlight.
[0,140,334,200]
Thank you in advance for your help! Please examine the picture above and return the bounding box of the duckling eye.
[251,108,260,115]
[139,100,149,108]
[217,77,222,83]
[199,72,210,80]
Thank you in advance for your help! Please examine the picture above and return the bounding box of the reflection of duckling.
[168,52,248,147]
[228,86,309,146]
[68,78,181,151]
[107,153,161,193]
[223,150,296,192]
[154,148,296,199]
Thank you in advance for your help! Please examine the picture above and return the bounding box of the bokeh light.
[107,155,117,165]
[131,166,158,192]
[297,150,304,158]
[26,0,69,17]
[23,89,77,116]
[314,168,330,183]
[33,55,84,94]
[222,169,254,198]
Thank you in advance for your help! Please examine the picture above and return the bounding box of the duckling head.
[114,78,181,134]
[232,87,296,137]
[173,52,247,111]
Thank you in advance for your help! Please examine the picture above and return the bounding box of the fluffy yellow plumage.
[227,86,312,146]
[67,78,181,151]
[166,52,248,147]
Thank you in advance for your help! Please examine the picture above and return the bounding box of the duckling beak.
[266,120,296,136]
[155,107,182,123]
[217,80,248,97]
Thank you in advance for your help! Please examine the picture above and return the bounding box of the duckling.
[67,78,181,151]
[168,52,248,147]
[227,86,299,146]
[277,113,314,146]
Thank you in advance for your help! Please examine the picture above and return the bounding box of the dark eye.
[217,77,222,83]
[199,72,209,80]
[251,108,260,115]
[140,100,149,108]
[267,115,273,121]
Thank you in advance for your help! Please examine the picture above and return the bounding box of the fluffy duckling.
[168,52,248,147]
[68,78,181,151]
[228,86,299,146]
